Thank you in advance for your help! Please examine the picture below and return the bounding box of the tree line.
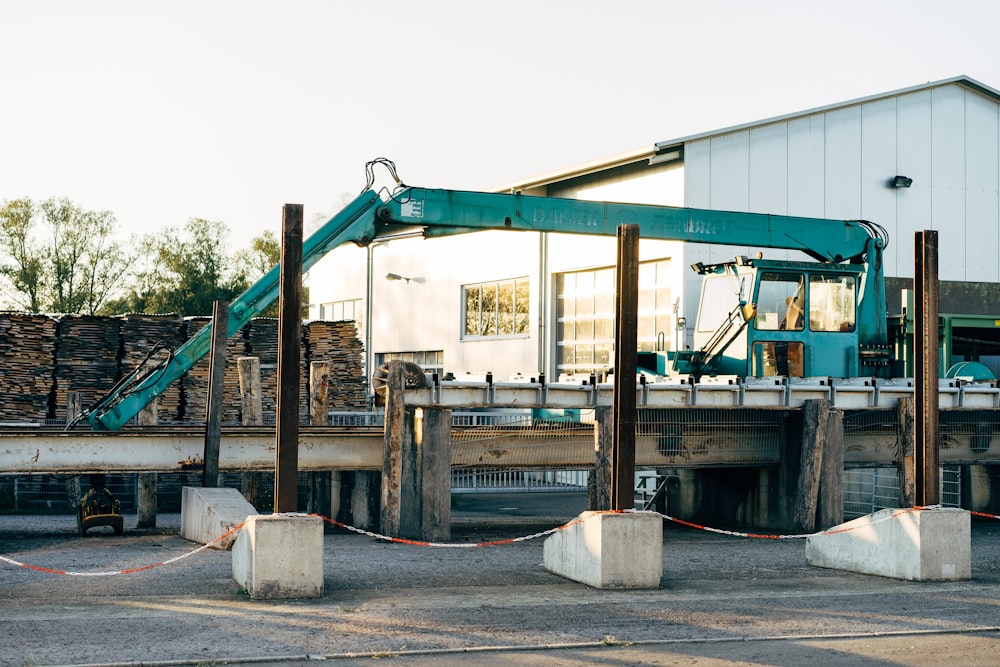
[0,196,282,317]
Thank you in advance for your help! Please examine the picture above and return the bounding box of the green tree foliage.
[105,218,249,317]
[233,229,282,317]
[0,197,132,314]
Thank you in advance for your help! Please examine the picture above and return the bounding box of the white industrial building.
[306,75,1000,396]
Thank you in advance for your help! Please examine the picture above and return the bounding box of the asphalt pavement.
[3,492,1000,666]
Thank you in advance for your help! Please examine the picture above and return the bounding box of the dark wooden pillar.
[915,230,940,506]
[611,224,639,511]
[275,203,303,513]
[203,299,228,488]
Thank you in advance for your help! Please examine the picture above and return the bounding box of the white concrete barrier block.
[806,507,971,581]
[180,486,258,550]
[232,513,324,599]
[543,511,662,589]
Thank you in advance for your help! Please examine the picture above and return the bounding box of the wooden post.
[897,396,917,508]
[237,356,264,508]
[794,399,829,532]
[136,398,159,528]
[816,408,844,528]
[611,224,639,511]
[64,392,82,509]
[915,230,940,506]
[381,360,407,536]
[275,203,304,513]
[415,407,452,541]
[203,299,228,488]
[592,405,613,510]
[309,361,331,517]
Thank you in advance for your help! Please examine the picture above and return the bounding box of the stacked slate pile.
[118,314,185,423]
[304,320,367,411]
[179,317,248,424]
[53,315,121,423]
[0,313,57,423]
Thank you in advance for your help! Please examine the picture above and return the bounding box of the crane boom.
[85,178,885,431]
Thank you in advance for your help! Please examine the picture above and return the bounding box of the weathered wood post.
[794,398,829,532]
[309,361,332,518]
[611,224,639,511]
[591,405,613,510]
[136,398,159,528]
[897,396,916,508]
[915,230,940,506]
[381,360,407,536]
[203,299,228,488]
[275,203,303,513]
[237,356,264,508]
[64,391,82,510]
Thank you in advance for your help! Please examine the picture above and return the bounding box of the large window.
[375,350,444,377]
[463,278,530,339]
[318,298,363,327]
[555,260,672,379]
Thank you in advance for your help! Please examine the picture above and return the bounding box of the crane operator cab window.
[752,271,857,377]
[809,273,856,332]
[755,273,804,331]
[754,272,805,377]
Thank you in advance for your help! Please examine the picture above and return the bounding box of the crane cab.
[691,257,872,380]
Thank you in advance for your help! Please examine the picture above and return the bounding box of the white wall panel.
[823,106,863,219]
[964,90,1000,281]
[708,131,750,212]
[786,115,826,217]
[748,123,788,215]
[931,86,966,280]
[859,99,898,273]
[683,139,712,208]
[895,90,933,279]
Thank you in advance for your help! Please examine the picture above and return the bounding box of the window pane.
[754,273,804,331]
[482,284,497,335]
[498,281,515,335]
[515,280,530,334]
[809,274,856,332]
[465,286,481,336]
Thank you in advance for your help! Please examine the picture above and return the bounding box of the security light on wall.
[385,273,412,283]
[889,175,913,188]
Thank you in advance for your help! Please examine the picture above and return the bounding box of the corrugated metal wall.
[683,83,1000,283]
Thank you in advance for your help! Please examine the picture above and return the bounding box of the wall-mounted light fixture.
[385,272,412,283]
[889,175,913,188]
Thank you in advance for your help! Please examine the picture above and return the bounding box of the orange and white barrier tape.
[2,505,995,576]
[0,521,246,576]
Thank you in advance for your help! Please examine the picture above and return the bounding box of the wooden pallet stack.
[118,314,185,423]
[0,313,57,423]
[304,320,367,411]
[53,315,121,423]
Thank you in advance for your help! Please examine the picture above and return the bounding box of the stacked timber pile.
[53,315,120,422]
[244,318,279,421]
[304,320,367,411]
[179,317,247,424]
[0,313,57,422]
[118,314,185,423]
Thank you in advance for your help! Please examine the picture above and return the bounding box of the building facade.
[307,76,1000,397]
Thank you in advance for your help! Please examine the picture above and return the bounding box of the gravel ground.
[2,492,1000,666]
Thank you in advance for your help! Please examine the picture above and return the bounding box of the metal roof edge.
[493,145,655,193]
[654,75,1000,152]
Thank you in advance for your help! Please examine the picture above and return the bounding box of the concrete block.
[543,511,662,589]
[180,486,258,550]
[806,507,971,581]
[232,513,324,599]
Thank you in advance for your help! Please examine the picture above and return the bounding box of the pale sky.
[2,0,999,248]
